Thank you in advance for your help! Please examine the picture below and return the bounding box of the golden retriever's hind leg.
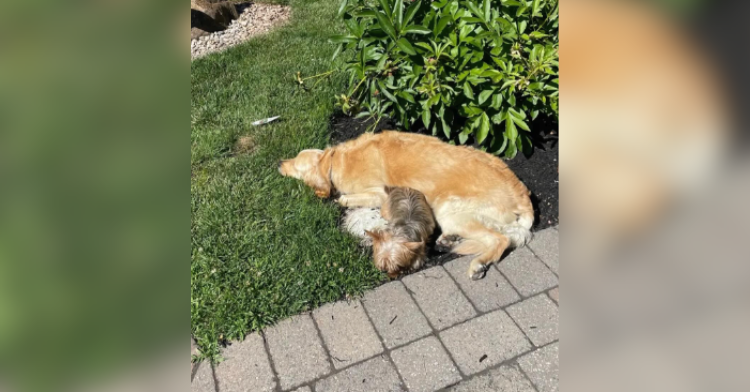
[466,234,509,280]
[449,223,510,280]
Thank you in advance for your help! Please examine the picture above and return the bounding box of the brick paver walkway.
[192,227,559,392]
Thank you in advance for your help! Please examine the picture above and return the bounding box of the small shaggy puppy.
[365,187,436,278]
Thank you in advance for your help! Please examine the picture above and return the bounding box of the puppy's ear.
[404,242,423,252]
[364,230,382,242]
[313,149,335,198]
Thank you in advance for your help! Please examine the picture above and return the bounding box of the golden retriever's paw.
[436,234,461,252]
[468,263,489,281]
[336,196,349,207]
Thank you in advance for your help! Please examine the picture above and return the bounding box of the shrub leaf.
[405,25,432,34]
[379,0,393,19]
[395,0,404,29]
[422,108,431,128]
[477,112,490,144]
[375,11,398,40]
[463,83,475,100]
[404,0,422,26]
[478,89,494,105]
[434,15,451,36]
[396,38,417,55]
[337,0,348,18]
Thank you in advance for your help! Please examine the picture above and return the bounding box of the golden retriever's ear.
[314,188,330,198]
[313,149,335,198]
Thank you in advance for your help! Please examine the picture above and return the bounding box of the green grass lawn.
[191,0,385,360]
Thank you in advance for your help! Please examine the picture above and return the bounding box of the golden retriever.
[279,131,534,279]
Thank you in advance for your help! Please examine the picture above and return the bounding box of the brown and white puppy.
[365,186,436,278]
[279,131,534,280]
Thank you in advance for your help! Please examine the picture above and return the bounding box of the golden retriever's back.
[336,131,532,213]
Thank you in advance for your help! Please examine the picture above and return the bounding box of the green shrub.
[331,0,558,157]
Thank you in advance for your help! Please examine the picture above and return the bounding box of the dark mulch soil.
[330,114,399,144]
[329,112,559,265]
[504,114,559,230]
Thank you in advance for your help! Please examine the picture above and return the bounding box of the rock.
[190,0,222,13]
[191,27,209,40]
[191,0,239,29]
[191,9,225,38]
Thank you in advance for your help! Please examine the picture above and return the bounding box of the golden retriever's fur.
[279,131,534,279]
[365,186,436,278]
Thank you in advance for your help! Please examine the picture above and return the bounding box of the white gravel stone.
[191,3,291,61]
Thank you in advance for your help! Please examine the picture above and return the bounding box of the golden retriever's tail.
[501,209,534,248]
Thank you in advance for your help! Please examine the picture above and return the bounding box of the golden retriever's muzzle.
[278,160,290,176]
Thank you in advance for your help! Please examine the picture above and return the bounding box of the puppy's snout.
[277,160,283,169]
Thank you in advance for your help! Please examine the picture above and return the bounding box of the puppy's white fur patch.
[342,208,388,246]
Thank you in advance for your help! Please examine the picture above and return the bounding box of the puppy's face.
[279,149,333,198]
[365,229,424,278]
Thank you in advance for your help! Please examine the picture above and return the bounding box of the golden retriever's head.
[365,229,425,278]
[278,149,334,198]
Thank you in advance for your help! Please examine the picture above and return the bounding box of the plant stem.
[301,70,335,81]
[348,76,368,99]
